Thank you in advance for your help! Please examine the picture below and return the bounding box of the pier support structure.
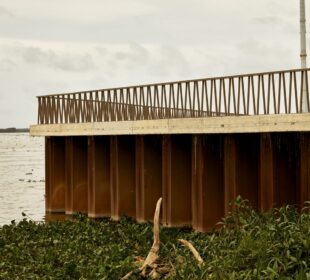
[32,67,310,231]
[43,132,310,231]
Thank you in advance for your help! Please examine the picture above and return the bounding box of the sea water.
[0,133,44,225]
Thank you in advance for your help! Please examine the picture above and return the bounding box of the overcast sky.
[0,0,307,127]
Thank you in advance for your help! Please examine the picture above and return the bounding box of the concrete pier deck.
[30,68,310,231]
[31,113,310,136]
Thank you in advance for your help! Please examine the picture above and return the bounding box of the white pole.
[300,0,308,112]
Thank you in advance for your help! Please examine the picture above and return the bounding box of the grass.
[1,197,310,279]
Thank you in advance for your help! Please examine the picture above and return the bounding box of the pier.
[30,68,310,231]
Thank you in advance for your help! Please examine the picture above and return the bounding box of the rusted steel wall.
[191,135,224,231]
[88,136,110,218]
[300,134,310,205]
[136,135,162,222]
[272,133,299,207]
[162,135,192,227]
[110,136,136,220]
[45,133,310,231]
[65,137,88,214]
[45,137,66,213]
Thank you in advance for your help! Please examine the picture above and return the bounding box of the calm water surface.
[0,133,45,225]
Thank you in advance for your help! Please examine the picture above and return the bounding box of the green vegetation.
[1,198,310,279]
[0,127,29,133]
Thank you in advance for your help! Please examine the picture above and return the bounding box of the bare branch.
[141,197,162,275]
[178,239,204,264]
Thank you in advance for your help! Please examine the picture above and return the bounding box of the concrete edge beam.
[30,113,310,136]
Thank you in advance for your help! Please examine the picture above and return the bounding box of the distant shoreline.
[0,128,29,133]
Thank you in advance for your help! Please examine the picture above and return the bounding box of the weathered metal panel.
[110,136,136,220]
[162,135,170,226]
[88,136,111,218]
[65,137,88,214]
[163,135,192,227]
[299,133,310,205]
[224,135,237,215]
[191,136,199,230]
[135,135,162,222]
[260,133,275,211]
[45,137,51,212]
[110,136,118,220]
[235,134,260,209]
[135,136,144,222]
[272,133,299,207]
[192,135,224,231]
[45,137,66,213]
[65,137,73,214]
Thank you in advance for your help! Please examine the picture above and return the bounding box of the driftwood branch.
[178,239,204,264]
[141,197,162,276]
[122,197,163,279]
[121,271,133,280]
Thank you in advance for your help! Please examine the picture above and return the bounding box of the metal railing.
[37,68,310,124]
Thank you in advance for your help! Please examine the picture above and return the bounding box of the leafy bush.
[1,197,310,279]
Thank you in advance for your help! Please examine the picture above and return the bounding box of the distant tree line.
[0,127,29,133]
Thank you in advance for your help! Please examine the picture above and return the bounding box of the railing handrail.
[36,68,310,124]
[37,68,310,98]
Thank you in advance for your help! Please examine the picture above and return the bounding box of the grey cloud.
[0,58,16,71]
[107,44,189,79]
[22,46,46,64]
[0,6,13,18]
[265,1,296,16]
[113,43,149,63]
[252,16,283,25]
[237,39,267,55]
[251,15,297,34]
[236,39,287,56]
[154,46,190,77]
[95,46,108,56]
[48,52,95,72]
[0,0,303,127]
[114,51,127,61]
[234,39,295,71]
[129,43,149,62]
[20,45,95,72]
